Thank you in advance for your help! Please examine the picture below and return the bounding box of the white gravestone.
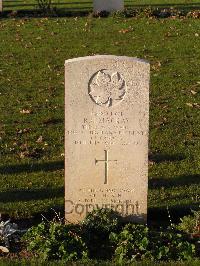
[0,0,3,12]
[93,0,124,12]
[65,55,150,223]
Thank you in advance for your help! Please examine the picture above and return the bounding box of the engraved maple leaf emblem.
[89,70,126,107]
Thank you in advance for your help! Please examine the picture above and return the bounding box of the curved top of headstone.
[65,55,149,65]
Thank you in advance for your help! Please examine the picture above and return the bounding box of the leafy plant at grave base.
[110,223,196,263]
[0,220,26,251]
[177,210,200,234]
[82,208,121,234]
[92,11,110,18]
[100,7,187,19]
[23,221,88,261]
[20,208,198,262]
[110,9,135,19]
[187,10,200,18]
[109,224,150,263]
[149,229,196,261]
[81,208,122,259]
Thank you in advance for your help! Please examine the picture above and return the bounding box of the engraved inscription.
[95,150,117,184]
[66,111,147,146]
[65,187,141,216]
[65,56,149,223]
[88,69,126,107]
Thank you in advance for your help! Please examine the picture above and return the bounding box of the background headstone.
[93,0,124,12]
[0,0,2,12]
[65,55,150,223]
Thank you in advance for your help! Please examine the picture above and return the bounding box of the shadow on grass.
[3,1,91,7]
[0,186,64,203]
[0,160,64,175]
[149,152,185,163]
[0,9,90,18]
[126,2,200,9]
[149,174,200,188]
[148,202,200,226]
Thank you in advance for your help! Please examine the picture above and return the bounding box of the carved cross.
[95,150,117,184]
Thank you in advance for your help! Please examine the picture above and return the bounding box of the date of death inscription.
[66,111,147,146]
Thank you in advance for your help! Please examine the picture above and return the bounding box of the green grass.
[0,259,199,266]
[1,259,200,266]
[0,13,200,221]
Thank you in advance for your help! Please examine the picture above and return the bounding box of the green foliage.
[110,224,149,262]
[82,208,121,235]
[23,221,88,261]
[177,210,200,233]
[21,210,198,262]
[82,208,121,259]
[149,229,196,261]
[110,224,196,262]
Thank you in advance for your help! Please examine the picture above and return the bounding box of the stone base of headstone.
[93,0,124,12]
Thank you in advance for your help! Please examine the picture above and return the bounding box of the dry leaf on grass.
[36,135,43,143]
[0,246,9,253]
[20,109,33,114]
[191,90,197,95]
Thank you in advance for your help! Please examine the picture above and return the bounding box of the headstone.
[0,0,2,12]
[93,0,124,12]
[65,55,150,224]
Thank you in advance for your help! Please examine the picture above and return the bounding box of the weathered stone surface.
[0,0,3,12]
[65,55,150,223]
[93,0,124,12]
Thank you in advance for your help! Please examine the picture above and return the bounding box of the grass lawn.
[1,259,200,266]
[0,6,200,223]
[1,259,200,265]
